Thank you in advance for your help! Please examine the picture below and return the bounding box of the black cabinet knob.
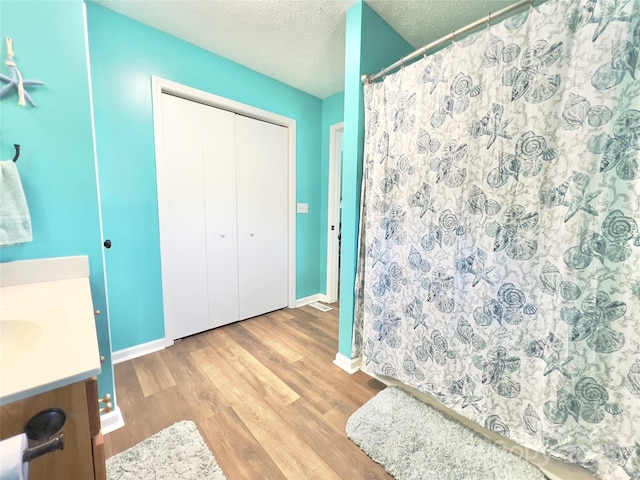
[103,239,112,249]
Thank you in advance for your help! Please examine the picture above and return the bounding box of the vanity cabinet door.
[86,378,107,480]
[92,432,107,480]
[0,380,98,479]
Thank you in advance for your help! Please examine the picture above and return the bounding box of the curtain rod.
[361,0,533,84]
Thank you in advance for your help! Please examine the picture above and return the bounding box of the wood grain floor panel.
[132,351,176,397]
[267,309,297,322]
[136,386,192,433]
[161,341,230,418]
[281,398,393,480]
[283,313,338,351]
[239,314,310,362]
[113,361,144,405]
[295,354,384,409]
[202,327,300,410]
[294,306,339,337]
[323,402,358,433]
[104,362,152,457]
[223,323,336,414]
[192,346,342,480]
[171,332,211,352]
[263,313,336,360]
[105,304,389,479]
[201,408,287,480]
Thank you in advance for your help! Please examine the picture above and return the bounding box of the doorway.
[326,122,343,303]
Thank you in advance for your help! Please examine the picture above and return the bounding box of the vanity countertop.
[0,256,101,406]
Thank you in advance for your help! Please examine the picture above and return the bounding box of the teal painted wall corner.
[85,3,325,351]
[338,1,413,358]
[0,1,115,404]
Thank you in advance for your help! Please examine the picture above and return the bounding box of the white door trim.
[151,76,297,347]
[326,122,344,303]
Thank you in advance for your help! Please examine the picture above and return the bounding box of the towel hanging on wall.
[0,158,32,246]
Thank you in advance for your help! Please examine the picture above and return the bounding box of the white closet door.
[202,104,239,328]
[159,93,210,339]
[235,115,288,320]
[158,93,289,337]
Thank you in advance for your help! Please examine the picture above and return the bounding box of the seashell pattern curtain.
[354,0,640,478]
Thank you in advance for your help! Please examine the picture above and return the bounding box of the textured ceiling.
[91,0,519,99]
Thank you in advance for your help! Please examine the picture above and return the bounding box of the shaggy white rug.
[347,386,546,480]
[106,420,226,480]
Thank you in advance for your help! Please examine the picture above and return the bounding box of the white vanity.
[0,256,106,479]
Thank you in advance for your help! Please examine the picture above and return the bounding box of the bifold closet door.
[202,103,240,329]
[158,94,238,340]
[235,115,288,320]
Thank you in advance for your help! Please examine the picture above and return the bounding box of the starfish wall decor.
[0,38,44,107]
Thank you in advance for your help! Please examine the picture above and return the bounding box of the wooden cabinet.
[0,378,106,480]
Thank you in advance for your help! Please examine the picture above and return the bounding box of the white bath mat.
[347,386,546,480]
[106,420,226,480]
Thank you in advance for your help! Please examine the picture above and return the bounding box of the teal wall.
[0,0,411,379]
[338,2,413,357]
[319,91,345,293]
[85,3,324,351]
[0,1,115,402]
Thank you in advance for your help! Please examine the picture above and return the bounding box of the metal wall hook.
[13,144,20,162]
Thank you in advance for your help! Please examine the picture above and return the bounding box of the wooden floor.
[104,303,393,479]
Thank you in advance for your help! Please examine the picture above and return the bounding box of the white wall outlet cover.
[297,203,309,213]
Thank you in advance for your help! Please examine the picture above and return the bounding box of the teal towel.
[0,159,32,246]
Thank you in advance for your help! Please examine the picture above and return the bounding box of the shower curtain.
[355,0,640,478]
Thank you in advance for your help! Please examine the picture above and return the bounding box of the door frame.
[151,76,297,346]
[326,122,344,303]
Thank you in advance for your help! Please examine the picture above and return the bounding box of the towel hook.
[13,144,20,162]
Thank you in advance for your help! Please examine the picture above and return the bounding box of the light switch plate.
[297,203,309,214]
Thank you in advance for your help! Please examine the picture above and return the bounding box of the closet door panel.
[159,94,209,340]
[235,115,288,320]
[202,105,239,328]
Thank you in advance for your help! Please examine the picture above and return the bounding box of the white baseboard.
[333,353,362,374]
[112,338,165,364]
[101,406,125,434]
[295,293,329,308]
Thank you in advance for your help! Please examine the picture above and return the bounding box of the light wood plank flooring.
[105,303,392,479]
